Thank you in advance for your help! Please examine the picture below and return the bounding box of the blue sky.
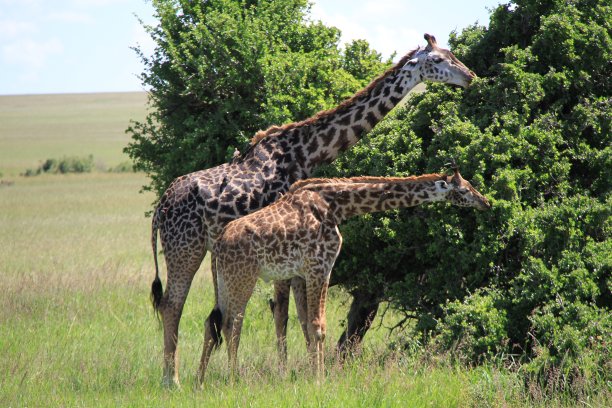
[0,0,501,95]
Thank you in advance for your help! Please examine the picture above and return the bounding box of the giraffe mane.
[250,49,419,146]
[288,174,446,193]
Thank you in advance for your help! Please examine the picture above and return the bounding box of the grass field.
[0,93,606,407]
[0,92,147,177]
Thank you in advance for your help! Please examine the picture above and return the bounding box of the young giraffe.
[197,168,491,381]
[150,34,476,386]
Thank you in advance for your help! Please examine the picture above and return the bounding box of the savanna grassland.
[0,93,605,407]
[0,93,147,177]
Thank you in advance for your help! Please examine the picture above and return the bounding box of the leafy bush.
[109,161,136,173]
[125,0,389,197]
[320,0,610,396]
[433,289,508,364]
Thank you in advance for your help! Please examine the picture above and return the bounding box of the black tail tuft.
[151,277,163,316]
[208,307,223,349]
[151,204,164,320]
[269,299,276,317]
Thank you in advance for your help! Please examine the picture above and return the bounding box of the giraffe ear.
[402,57,420,71]
[451,168,464,185]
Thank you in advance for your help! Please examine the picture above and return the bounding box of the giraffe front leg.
[305,275,329,377]
[225,312,245,381]
[272,279,291,366]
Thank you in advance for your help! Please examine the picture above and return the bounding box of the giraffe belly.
[258,257,304,283]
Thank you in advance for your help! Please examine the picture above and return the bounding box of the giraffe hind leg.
[198,261,258,383]
[197,305,222,386]
[159,240,208,388]
[226,275,259,380]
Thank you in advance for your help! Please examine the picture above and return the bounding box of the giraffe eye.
[432,57,443,64]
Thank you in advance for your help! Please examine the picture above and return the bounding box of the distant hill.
[0,92,148,177]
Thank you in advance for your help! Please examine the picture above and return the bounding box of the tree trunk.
[337,291,380,358]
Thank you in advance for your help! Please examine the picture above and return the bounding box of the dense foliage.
[321,0,610,393]
[125,0,388,197]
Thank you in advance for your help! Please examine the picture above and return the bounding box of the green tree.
[322,0,610,394]
[125,0,389,197]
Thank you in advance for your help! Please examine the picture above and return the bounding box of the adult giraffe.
[150,33,475,386]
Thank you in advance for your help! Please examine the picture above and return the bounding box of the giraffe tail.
[151,205,163,317]
[208,307,223,349]
[207,249,222,348]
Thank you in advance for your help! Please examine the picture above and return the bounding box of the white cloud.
[310,0,418,60]
[0,0,42,6]
[70,0,128,6]
[0,20,37,37]
[1,37,64,80]
[369,26,422,59]
[47,11,93,24]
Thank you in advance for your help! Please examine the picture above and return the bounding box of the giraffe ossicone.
[149,33,476,387]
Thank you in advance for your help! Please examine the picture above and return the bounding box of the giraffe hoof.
[161,376,181,389]
[314,329,325,342]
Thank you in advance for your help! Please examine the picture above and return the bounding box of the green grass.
[1,94,608,407]
[2,176,601,408]
[0,92,147,177]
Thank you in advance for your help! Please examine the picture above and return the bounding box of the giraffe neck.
[245,52,422,179]
[295,175,448,223]
[301,64,421,171]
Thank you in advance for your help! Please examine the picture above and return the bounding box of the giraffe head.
[434,166,491,211]
[402,33,476,88]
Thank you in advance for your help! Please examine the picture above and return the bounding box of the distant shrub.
[41,158,58,173]
[23,155,94,176]
[109,161,136,173]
